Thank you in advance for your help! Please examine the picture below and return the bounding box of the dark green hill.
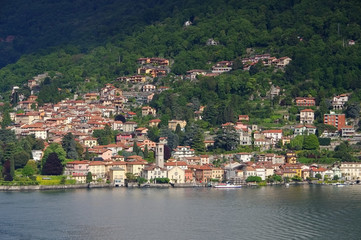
[0,0,184,68]
[0,0,361,102]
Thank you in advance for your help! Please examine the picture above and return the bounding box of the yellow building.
[281,164,302,178]
[286,151,297,164]
[109,167,126,186]
[88,161,106,179]
[126,161,146,177]
[211,168,224,181]
[83,137,98,148]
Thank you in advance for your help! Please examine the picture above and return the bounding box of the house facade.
[300,109,314,124]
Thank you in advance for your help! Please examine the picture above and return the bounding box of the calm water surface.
[1,185,361,240]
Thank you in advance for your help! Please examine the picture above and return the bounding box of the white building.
[340,162,361,181]
[341,126,355,137]
[172,146,195,160]
[262,130,282,144]
[332,94,349,110]
[294,125,317,136]
[142,165,168,182]
[235,152,252,162]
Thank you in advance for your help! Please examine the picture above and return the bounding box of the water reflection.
[1,185,361,239]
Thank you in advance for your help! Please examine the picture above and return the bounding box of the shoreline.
[0,181,354,192]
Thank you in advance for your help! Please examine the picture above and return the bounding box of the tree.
[114,114,126,122]
[10,158,15,179]
[86,172,93,183]
[160,128,179,149]
[93,124,114,145]
[84,147,91,160]
[345,103,360,119]
[143,145,149,159]
[249,61,263,75]
[246,176,262,182]
[303,134,319,150]
[203,102,218,125]
[2,160,12,181]
[62,133,78,160]
[268,174,283,183]
[33,138,45,150]
[164,145,171,160]
[42,152,63,175]
[315,173,322,180]
[334,141,357,162]
[24,160,38,175]
[132,141,141,155]
[214,126,239,151]
[75,142,83,160]
[192,130,205,152]
[22,164,35,177]
[289,135,304,150]
[183,123,205,152]
[4,142,16,164]
[0,129,16,143]
[126,172,136,182]
[1,110,12,129]
[13,151,30,169]
[147,126,159,142]
[41,143,67,167]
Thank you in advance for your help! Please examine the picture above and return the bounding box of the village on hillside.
[3,55,361,187]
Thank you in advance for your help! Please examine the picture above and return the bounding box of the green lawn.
[36,175,76,185]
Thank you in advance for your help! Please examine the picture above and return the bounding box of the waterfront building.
[142,165,167,182]
[109,167,126,186]
[167,166,185,183]
[340,162,361,181]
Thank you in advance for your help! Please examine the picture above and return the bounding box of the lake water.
[1,185,361,240]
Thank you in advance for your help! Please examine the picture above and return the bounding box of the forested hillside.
[0,0,361,102]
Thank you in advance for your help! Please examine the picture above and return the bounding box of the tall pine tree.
[62,133,78,160]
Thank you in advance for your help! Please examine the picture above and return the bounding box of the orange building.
[324,113,346,130]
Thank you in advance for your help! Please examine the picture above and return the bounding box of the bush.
[292,175,302,182]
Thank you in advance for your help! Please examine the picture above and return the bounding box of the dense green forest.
[0,0,361,104]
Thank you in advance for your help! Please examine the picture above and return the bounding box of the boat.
[213,183,242,188]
